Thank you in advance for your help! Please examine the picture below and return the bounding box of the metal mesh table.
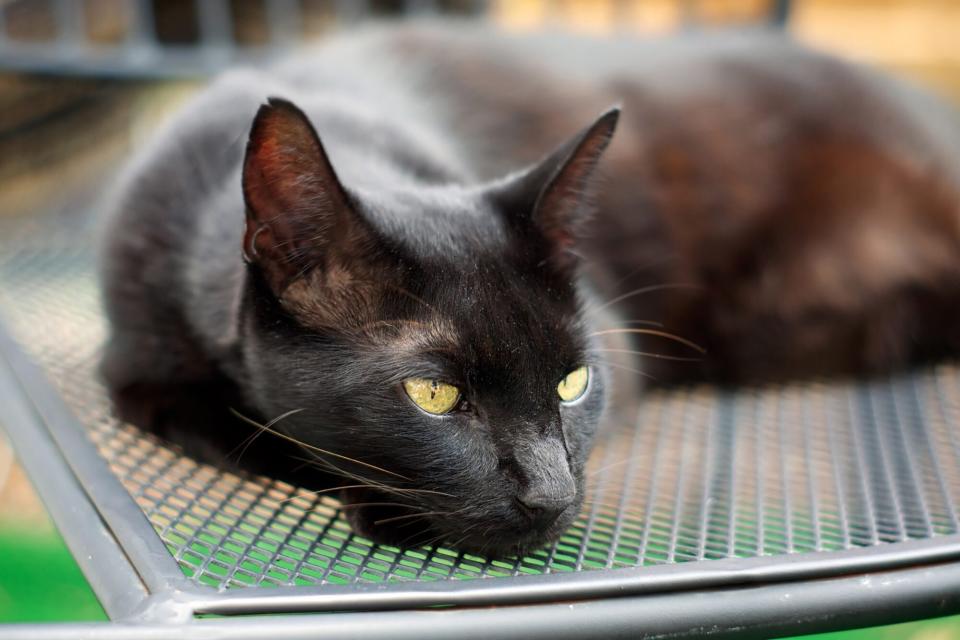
[1,208,959,638]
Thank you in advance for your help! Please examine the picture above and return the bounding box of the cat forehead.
[373,306,584,383]
[433,273,584,359]
[358,186,510,258]
[368,260,581,340]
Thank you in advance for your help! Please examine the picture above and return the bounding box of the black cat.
[100,24,960,554]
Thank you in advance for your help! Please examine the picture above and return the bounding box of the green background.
[0,526,105,622]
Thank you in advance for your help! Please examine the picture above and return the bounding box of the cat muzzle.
[513,437,577,530]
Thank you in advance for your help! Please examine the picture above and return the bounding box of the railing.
[0,0,790,77]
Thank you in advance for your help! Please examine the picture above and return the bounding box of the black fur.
[100,38,614,555]
[101,23,960,554]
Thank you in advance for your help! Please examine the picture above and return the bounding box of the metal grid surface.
[0,210,959,596]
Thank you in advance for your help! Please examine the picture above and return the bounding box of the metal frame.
[3,316,960,637]
[0,562,958,639]
[0,321,188,622]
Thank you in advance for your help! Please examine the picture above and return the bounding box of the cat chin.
[339,490,440,549]
[435,511,579,559]
[339,487,580,559]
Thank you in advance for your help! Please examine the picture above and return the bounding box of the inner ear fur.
[493,107,620,271]
[242,97,379,295]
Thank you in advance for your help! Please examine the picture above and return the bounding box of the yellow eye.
[403,378,461,415]
[557,366,589,403]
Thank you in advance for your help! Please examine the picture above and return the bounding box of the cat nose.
[516,490,574,530]
[511,434,576,530]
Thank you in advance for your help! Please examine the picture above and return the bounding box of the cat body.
[100,24,960,553]
[327,25,960,381]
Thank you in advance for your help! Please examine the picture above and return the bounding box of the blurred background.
[1,0,960,636]
[2,0,960,220]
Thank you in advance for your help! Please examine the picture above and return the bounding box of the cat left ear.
[495,107,620,270]
[242,97,363,294]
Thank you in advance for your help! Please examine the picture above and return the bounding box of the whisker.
[601,254,678,299]
[226,407,306,464]
[588,328,705,354]
[617,319,665,328]
[586,455,646,477]
[447,526,481,552]
[279,483,411,505]
[272,452,463,542]
[585,283,700,317]
[373,511,451,527]
[593,348,703,362]
[293,455,417,497]
[593,358,655,380]
[229,408,411,481]
[399,528,447,549]
[299,457,416,502]
[336,502,427,511]
[289,454,457,499]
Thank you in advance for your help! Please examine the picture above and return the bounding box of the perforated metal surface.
[0,210,959,596]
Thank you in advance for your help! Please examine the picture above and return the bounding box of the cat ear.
[495,107,620,270]
[242,97,369,293]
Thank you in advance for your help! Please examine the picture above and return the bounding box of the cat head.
[238,98,618,556]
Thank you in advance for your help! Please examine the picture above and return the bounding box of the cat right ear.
[242,97,369,294]
[493,107,620,272]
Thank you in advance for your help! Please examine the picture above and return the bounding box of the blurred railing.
[0,0,490,77]
[0,0,790,78]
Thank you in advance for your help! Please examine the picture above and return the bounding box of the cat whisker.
[592,358,655,379]
[297,481,454,501]
[558,247,587,262]
[588,328,705,354]
[226,407,306,464]
[312,464,414,503]
[446,527,481,552]
[399,528,448,549]
[373,510,452,527]
[229,407,411,481]
[584,282,700,317]
[592,348,703,362]
[289,454,458,504]
[228,416,459,523]
[424,534,452,549]
[600,254,679,301]
[291,454,457,499]
[336,501,427,511]
[616,319,665,328]
[278,483,418,505]
[586,455,646,477]
[392,505,496,549]
[456,519,491,545]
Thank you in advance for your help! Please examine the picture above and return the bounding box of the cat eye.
[557,366,590,403]
[403,378,461,415]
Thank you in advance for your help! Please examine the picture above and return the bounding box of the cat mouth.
[338,487,580,557]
